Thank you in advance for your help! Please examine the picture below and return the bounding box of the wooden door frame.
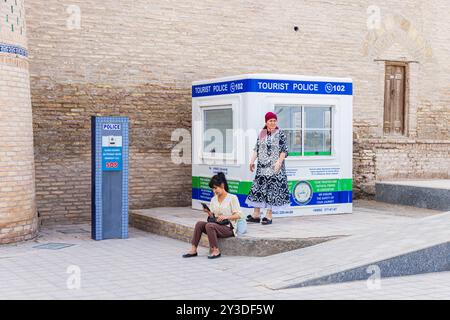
[384,61,410,137]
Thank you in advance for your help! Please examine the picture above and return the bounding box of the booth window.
[203,107,234,155]
[275,106,303,156]
[304,106,332,156]
[275,105,332,157]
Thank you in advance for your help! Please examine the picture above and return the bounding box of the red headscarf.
[261,112,279,139]
[265,112,277,122]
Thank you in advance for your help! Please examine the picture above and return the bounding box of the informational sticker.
[285,168,299,177]
[102,146,123,171]
[313,207,338,213]
[309,167,340,176]
[102,146,122,171]
[315,192,335,204]
[102,136,123,147]
[209,167,229,175]
[102,136,123,170]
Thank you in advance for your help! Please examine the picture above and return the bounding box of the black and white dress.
[245,128,291,211]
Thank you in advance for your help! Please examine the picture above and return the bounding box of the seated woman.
[183,172,245,259]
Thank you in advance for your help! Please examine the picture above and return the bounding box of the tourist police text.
[257,81,319,92]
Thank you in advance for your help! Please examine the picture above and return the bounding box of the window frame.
[303,105,333,157]
[200,103,237,162]
[275,105,303,156]
[274,103,336,159]
[383,61,409,137]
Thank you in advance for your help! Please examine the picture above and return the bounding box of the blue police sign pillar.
[91,117,129,240]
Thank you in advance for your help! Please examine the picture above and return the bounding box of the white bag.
[235,219,247,235]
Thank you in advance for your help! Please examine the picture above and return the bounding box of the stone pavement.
[234,211,450,289]
[0,206,450,299]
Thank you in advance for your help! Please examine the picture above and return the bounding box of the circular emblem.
[230,82,236,93]
[293,181,313,205]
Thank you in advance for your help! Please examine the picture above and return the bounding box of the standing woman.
[245,112,290,225]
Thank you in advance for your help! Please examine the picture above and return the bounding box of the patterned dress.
[245,128,291,211]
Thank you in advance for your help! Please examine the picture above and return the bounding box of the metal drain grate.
[57,228,89,234]
[33,243,75,250]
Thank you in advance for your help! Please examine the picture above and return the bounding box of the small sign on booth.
[102,136,123,171]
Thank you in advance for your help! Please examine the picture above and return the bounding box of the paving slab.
[232,211,450,289]
[1,222,450,299]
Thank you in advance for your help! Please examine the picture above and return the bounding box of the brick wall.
[23,0,449,224]
[0,0,38,243]
[354,138,450,198]
[31,83,191,223]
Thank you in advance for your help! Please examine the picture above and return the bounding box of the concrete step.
[129,208,339,257]
[128,202,441,257]
[233,212,450,289]
[376,179,450,211]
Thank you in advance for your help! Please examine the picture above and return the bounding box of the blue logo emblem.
[293,181,313,205]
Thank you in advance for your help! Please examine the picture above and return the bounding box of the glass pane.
[203,108,233,154]
[305,106,331,129]
[274,106,290,129]
[304,130,331,156]
[275,105,302,156]
[284,129,302,155]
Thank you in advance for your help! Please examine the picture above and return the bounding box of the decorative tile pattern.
[122,120,129,239]
[0,0,27,55]
[0,42,27,56]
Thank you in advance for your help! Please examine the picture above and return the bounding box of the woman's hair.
[209,172,229,192]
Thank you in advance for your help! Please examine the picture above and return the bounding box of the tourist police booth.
[191,74,353,217]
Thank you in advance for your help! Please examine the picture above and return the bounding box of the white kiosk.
[192,74,353,217]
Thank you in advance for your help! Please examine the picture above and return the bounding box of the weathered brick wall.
[0,0,38,243]
[31,83,191,223]
[353,138,450,198]
[23,0,449,224]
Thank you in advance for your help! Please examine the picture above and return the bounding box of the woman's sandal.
[261,217,272,225]
[208,253,221,259]
[246,214,261,223]
[182,252,198,258]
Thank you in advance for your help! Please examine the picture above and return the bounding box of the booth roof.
[191,73,353,86]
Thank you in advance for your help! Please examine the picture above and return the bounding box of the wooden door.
[384,64,406,135]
